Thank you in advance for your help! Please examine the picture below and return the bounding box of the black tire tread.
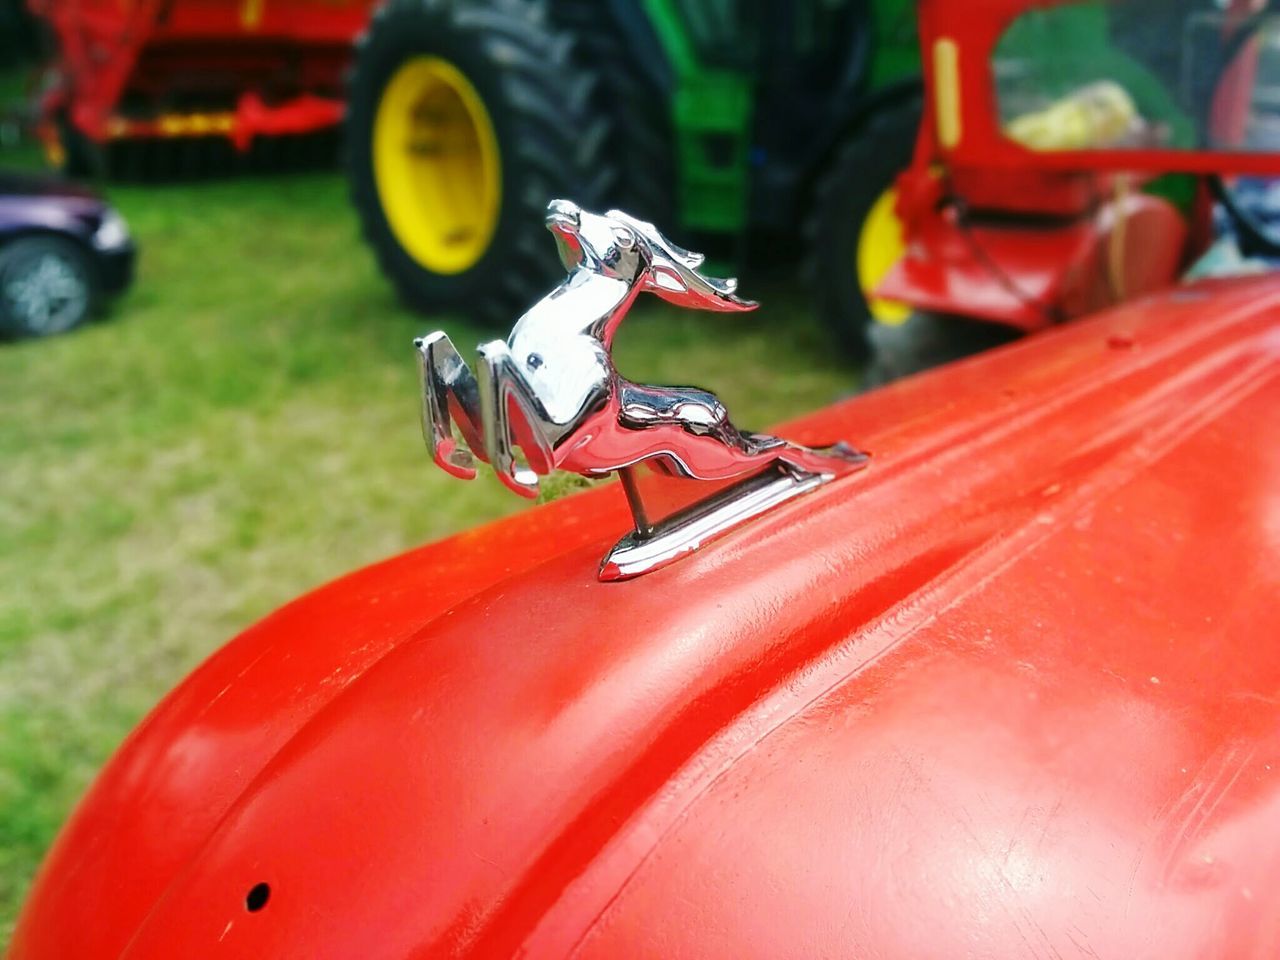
[803,101,921,361]
[546,0,675,228]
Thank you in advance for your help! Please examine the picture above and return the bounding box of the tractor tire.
[805,101,921,361]
[546,0,675,228]
[861,310,1020,389]
[345,0,615,327]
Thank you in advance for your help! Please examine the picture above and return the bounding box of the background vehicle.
[10,267,1280,956]
[23,0,375,179]
[344,0,922,332]
[21,0,924,347]
[857,0,1280,340]
[0,171,134,338]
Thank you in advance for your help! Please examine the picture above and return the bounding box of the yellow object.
[1005,81,1138,151]
[933,38,962,150]
[240,0,264,30]
[373,57,501,275]
[45,137,66,170]
[106,112,235,139]
[1107,174,1132,303]
[857,188,912,326]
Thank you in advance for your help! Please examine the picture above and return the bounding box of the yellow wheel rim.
[856,187,912,326]
[373,56,501,275]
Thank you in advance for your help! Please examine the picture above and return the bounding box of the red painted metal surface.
[11,275,1280,957]
[27,0,373,147]
[881,188,1189,332]
[885,0,1280,327]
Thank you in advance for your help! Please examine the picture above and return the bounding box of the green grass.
[0,161,857,936]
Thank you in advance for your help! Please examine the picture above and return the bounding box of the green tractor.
[345,0,921,357]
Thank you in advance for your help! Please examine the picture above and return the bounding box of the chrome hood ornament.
[414,199,867,580]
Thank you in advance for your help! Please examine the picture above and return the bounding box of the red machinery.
[26,0,375,175]
[9,270,1280,956]
[876,0,1280,331]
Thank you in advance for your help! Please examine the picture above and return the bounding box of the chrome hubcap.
[5,253,87,334]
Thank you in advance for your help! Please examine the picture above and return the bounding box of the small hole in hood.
[246,882,270,912]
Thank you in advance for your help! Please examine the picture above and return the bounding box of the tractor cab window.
[992,0,1280,155]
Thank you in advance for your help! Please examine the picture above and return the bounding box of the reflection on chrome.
[414,200,867,579]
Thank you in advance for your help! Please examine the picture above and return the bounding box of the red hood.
[11,277,1280,958]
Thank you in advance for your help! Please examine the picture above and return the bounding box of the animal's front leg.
[619,383,785,457]
[414,332,487,479]
[476,341,556,499]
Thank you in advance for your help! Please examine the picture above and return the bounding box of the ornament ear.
[607,209,703,268]
[606,209,756,313]
[644,260,756,312]
[650,263,688,296]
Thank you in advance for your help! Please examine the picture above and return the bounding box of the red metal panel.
[27,0,375,142]
[10,275,1280,957]
[27,0,164,137]
[154,0,370,40]
[880,189,1189,331]
[892,0,1235,326]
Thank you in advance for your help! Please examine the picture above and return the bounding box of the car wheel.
[0,236,97,339]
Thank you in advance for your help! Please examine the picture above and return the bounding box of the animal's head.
[545,199,756,314]
[545,199,644,283]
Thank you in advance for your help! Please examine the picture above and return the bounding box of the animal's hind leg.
[414,332,487,479]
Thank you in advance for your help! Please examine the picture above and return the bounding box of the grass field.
[0,153,859,933]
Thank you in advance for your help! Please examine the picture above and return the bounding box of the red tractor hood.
[12,277,1280,959]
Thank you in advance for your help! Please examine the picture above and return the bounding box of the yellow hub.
[856,187,912,326]
[373,56,501,275]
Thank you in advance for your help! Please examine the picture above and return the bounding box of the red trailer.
[809,0,1280,367]
[26,0,375,176]
[877,0,1280,331]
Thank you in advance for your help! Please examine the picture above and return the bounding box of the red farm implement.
[26,0,375,177]
[871,0,1280,334]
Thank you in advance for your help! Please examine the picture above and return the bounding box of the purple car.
[0,171,136,339]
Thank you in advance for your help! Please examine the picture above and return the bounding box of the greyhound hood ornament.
[414,199,868,580]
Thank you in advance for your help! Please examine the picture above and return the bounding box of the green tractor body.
[346,0,922,343]
[638,0,919,236]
